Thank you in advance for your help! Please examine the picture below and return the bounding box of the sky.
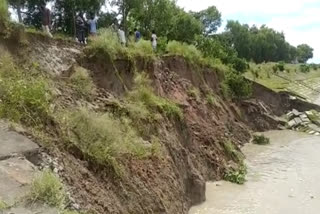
[177,0,320,63]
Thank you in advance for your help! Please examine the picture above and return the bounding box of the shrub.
[86,28,125,59]
[224,163,247,185]
[29,170,66,208]
[277,61,285,71]
[127,72,183,120]
[128,39,155,59]
[0,53,52,126]
[252,134,270,145]
[188,87,201,101]
[61,108,154,175]
[70,66,95,99]
[272,64,278,73]
[224,71,252,99]
[166,41,203,64]
[300,64,310,73]
[206,94,216,106]
[232,57,249,73]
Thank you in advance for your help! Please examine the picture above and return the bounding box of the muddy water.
[189,130,320,214]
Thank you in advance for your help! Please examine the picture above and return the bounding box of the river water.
[189,130,320,214]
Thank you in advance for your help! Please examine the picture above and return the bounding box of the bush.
[0,0,8,21]
[166,41,203,64]
[223,140,243,162]
[206,94,216,106]
[277,61,285,71]
[86,28,125,59]
[252,134,270,145]
[29,170,66,208]
[128,39,155,58]
[224,71,252,99]
[61,108,154,175]
[300,64,310,73]
[70,66,95,99]
[224,163,247,185]
[127,72,183,120]
[232,57,249,73]
[0,53,52,126]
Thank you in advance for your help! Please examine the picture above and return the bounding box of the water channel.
[189,130,320,214]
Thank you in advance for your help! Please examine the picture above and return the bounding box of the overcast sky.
[177,0,320,63]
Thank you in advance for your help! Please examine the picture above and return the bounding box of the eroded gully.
[189,130,320,214]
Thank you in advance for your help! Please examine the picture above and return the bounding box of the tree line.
[6,0,314,65]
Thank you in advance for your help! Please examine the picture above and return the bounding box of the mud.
[190,130,320,214]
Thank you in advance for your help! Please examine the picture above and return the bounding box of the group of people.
[40,5,157,50]
[118,28,158,51]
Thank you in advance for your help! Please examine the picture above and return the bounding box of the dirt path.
[189,130,320,214]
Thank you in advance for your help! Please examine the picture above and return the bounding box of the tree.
[297,44,313,63]
[194,6,221,35]
[0,0,9,21]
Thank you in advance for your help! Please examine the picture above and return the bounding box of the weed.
[0,199,9,211]
[187,87,201,101]
[29,170,66,208]
[0,52,52,126]
[300,64,310,73]
[224,163,247,185]
[127,72,183,120]
[252,134,270,145]
[128,39,155,59]
[70,66,95,99]
[206,94,216,106]
[166,41,203,64]
[223,140,243,162]
[224,71,252,99]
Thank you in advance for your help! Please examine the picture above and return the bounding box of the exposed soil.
[0,32,292,214]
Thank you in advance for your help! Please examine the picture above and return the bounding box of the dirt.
[0,32,293,214]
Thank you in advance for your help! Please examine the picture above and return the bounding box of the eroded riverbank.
[190,130,320,214]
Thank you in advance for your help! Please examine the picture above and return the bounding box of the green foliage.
[61,107,157,175]
[0,0,8,20]
[224,163,247,185]
[86,28,125,60]
[252,134,270,145]
[223,140,243,162]
[206,94,216,106]
[29,170,66,208]
[224,71,252,99]
[193,6,221,35]
[127,72,183,120]
[232,57,249,73]
[166,41,203,64]
[277,61,285,71]
[297,44,313,63]
[70,66,96,99]
[0,53,52,126]
[0,199,9,211]
[128,39,155,58]
[300,64,311,73]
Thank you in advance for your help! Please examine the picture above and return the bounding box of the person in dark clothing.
[76,12,86,44]
[40,4,52,38]
[134,28,141,42]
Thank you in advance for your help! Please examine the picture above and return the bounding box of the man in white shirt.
[118,27,126,46]
[151,30,157,51]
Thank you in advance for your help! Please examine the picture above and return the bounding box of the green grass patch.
[0,0,8,21]
[29,170,66,208]
[223,140,243,162]
[252,134,270,145]
[224,163,247,185]
[0,199,9,211]
[127,72,183,120]
[187,87,201,101]
[206,94,216,106]
[166,41,203,64]
[0,52,52,127]
[70,66,96,99]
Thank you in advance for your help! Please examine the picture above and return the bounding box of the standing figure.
[118,27,126,46]
[151,30,157,51]
[41,4,53,38]
[87,14,97,36]
[76,12,86,44]
[134,28,141,42]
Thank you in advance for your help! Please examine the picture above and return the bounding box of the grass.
[0,199,9,211]
[206,94,216,106]
[187,87,201,101]
[127,72,183,120]
[166,41,203,64]
[60,107,158,175]
[29,170,66,208]
[222,140,244,162]
[252,134,270,145]
[0,51,52,127]
[224,162,247,185]
[70,66,96,99]
[0,0,8,21]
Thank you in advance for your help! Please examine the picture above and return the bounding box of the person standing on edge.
[76,12,86,44]
[134,28,141,42]
[118,26,126,46]
[41,4,53,38]
[87,14,97,36]
[151,30,157,51]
